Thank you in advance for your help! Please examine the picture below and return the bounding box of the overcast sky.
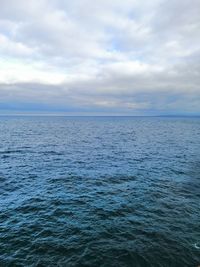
[0,0,200,115]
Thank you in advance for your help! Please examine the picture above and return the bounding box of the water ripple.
[0,116,199,266]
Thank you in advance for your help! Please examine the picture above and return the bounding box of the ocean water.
[0,116,199,267]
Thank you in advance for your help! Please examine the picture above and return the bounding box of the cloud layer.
[0,0,200,114]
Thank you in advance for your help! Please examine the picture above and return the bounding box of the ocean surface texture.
[0,116,199,267]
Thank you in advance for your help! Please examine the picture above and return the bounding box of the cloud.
[0,0,199,114]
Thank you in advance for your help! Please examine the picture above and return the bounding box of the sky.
[0,0,200,115]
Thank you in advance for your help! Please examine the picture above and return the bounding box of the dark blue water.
[0,116,199,267]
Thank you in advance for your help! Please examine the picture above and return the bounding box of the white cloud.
[0,0,199,114]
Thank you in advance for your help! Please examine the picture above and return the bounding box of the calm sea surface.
[0,116,199,267]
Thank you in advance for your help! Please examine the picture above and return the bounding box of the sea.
[0,116,199,267]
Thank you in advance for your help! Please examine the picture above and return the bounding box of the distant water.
[0,116,200,267]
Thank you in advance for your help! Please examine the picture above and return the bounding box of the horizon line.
[0,113,199,117]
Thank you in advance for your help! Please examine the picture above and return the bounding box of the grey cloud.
[0,0,199,114]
